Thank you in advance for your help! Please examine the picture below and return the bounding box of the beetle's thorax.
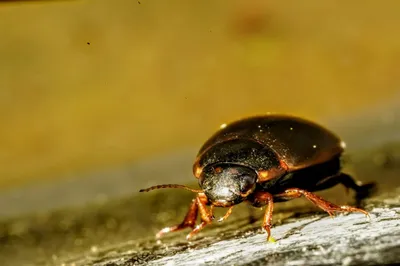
[193,138,281,178]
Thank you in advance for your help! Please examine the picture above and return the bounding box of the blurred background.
[1,0,400,265]
[1,0,399,191]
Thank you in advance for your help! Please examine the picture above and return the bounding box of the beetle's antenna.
[139,184,203,193]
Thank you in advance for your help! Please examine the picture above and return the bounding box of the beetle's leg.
[248,191,274,241]
[186,193,214,240]
[156,197,199,238]
[314,173,377,205]
[275,188,369,218]
[156,193,213,239]
[262,193,274,241]
[218,206,234,222]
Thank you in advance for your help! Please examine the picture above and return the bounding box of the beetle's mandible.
[140,115,376,241]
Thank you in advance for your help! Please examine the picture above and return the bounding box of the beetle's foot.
[323,204,369,218]
[339,205,370,217]
[323,205,370,221]
[156,194,210,239]
[186,221,210,240]
[262,223,276,242]
[156,222,195,239]
[263,224,272,241]
[310,196,369,217]
[281,188,370,219]
[326,210,335,218]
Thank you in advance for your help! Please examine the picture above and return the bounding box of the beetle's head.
[138,164,257,207]
[198,164,257,207]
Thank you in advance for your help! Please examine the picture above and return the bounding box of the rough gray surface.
[148,208,400,266]
[62,190,400,266]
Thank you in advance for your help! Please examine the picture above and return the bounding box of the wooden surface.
[101,202,400,266]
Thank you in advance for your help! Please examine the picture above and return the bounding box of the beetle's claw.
[156,228,169,239]
[186,229,198,240]
[266,233,276,243]
[267,235,276,243]
[156,226,179,239]
[263,225,271,238]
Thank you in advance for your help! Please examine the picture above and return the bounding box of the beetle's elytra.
[140,115,376,241]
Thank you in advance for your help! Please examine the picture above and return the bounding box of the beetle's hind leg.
[313,173,377,206]
[156,193,214,240]
[275,188,369,218]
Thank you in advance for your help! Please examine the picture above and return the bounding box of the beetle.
[140,115,376,241]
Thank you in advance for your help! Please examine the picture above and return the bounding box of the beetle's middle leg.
[248,191,274,241]
[156,193,214,240]
[275,188,369,218]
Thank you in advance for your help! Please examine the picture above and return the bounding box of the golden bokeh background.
[0,0,399,189]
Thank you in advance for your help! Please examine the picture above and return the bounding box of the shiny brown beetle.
[140,115,375,241]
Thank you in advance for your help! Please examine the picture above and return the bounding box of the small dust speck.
[87,42,90,45]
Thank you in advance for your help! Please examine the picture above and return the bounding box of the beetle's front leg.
[186,193,214,239]
[248,191,274,241]
[156,193,214,239]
